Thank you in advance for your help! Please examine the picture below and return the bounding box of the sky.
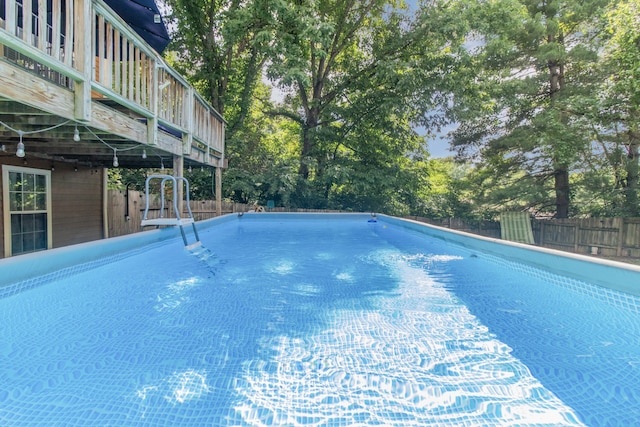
[418,126,456,158]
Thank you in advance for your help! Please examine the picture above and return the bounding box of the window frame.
[2,165,53,256]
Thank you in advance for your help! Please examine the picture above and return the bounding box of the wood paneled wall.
[0,158,104,258]
[50,164,104,248]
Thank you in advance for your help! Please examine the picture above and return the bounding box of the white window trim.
[2,165,53,256]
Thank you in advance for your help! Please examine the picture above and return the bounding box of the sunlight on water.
[293,283,321,296]
[154,277,202,312]
[334,272,354,281]
[232,250,585,426]
[269,260,295,275]
[315,252,335,261]
[166,370,210,404]
[135,370,210,407]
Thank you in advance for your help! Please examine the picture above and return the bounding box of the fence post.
[573,222,579,253]
[215,167,222,217]
[616,218,624,257]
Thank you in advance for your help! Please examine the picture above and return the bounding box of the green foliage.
[416,159,476,219]
[104,0,640,220]
[446,0,611,218]
[107,169,148,191]
[598,0,640,216]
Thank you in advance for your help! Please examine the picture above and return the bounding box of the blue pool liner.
[1,212,639,298]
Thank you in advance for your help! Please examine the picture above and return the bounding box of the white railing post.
[37,0,46,51]
[23,0,33,45]
[147,61,160,146]
[51,0,62,62]
[5,0,17,35]
[183,86,194,155]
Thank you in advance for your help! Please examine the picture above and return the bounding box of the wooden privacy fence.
[107,190,345,238]
[406,215,640,260]
[533,218,640,258]
[107,189,249,238]
[404,217,502,239]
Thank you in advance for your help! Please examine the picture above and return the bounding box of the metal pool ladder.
[141,174,200,247]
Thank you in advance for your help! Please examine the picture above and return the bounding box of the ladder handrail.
[142,174,195,221]
[141,174,200,246]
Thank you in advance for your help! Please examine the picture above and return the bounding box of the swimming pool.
[1,213,639,426]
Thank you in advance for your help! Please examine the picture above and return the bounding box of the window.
[2,165,52,256]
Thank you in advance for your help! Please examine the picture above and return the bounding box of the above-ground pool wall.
[0,214,237,288]
[380,215,640,297]
[3,211,639,298]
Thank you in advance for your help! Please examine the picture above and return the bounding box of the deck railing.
[0,0,224,164]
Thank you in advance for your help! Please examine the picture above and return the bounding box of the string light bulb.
[73,125,80,142]
[160,159,165,170]
[16,143,25,157]
[112,150,119,167]
[142,149,147,159]
[16,140,25,158]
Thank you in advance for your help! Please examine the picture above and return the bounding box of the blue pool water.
[1,214,639,426]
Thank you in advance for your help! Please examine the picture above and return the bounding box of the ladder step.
[185,241,202,251]
[186,242,222,273]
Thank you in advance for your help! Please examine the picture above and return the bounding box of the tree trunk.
[548,29,570,219]
[554,167,570,218]
[624,135,639,216]
[299,126,312,179]
[298,106,320,179]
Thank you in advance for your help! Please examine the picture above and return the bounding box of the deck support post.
[215,165,222,217]
[73,0,92,122]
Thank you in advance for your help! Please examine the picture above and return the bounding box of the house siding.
[0,158,104,258]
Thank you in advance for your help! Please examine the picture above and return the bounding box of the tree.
[163,0,271,138]
[448,0,609,218]
[260,0,471,209]
[419,158,476,219]
[264,0,398,179]
[599,0,640,215]
[222,83,301,205]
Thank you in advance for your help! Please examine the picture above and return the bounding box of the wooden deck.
[0,0,225,169]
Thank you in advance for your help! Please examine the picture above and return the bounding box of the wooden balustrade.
[0,0,224,167]
[157,67,189,130]
[1,0,74,65]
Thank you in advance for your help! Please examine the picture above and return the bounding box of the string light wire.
[0,119,167,168]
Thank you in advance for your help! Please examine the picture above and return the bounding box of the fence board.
[535,217,640,258]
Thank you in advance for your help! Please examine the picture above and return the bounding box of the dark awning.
[2,0,170,53]
[104,0,170,54]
